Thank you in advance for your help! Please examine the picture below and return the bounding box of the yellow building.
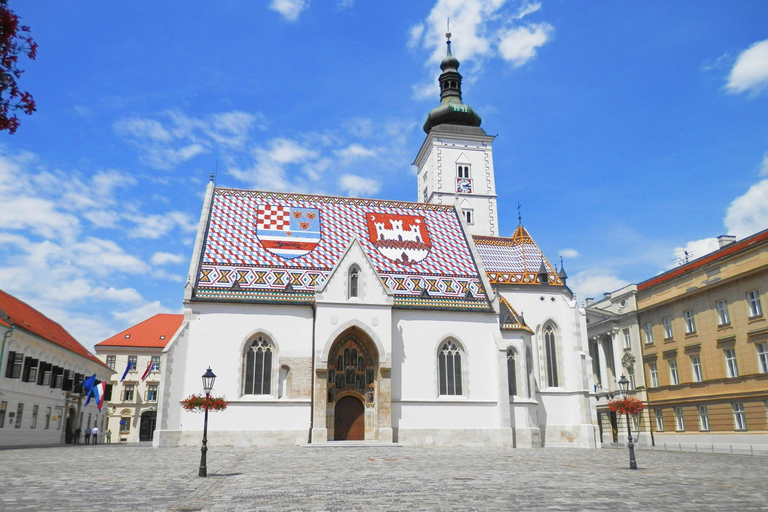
[637,231,768,448]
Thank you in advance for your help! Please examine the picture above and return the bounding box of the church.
[155,35,598,448]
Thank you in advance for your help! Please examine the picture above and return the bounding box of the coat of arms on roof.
[366,213,432,265]
[256,205,321,260]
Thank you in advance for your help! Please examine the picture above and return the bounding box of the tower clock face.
[456,178,472,193]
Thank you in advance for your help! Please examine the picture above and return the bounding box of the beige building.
[637,231,768,447]
[95,314,182,443]
[586,285,652,445]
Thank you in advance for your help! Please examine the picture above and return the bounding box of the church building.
[155,35,598,448]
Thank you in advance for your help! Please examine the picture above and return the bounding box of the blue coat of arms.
[256,205,321,259]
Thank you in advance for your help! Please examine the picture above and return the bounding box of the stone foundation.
[394,428,515,447]
[153,429,308,447]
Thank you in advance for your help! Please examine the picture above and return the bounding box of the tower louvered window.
[244,335,273,395]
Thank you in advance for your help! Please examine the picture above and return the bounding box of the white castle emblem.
[367,213,431,265]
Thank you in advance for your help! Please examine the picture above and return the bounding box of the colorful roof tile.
[499,296,533,333]
[473,225,563,286]
[194,188,490,309]
[96,314,183,348]
[0,289,108,368]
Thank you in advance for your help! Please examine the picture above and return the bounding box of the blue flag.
[82,374,96,406]
[120,361,131,382]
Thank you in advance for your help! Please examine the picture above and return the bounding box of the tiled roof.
[194,188,490,309]
[638,228,768,291]
[0,289,108,368]
[474,225,563,286]
[499,296,533,333]
[96,314,183,348]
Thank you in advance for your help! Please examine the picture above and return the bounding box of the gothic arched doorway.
[334,395,365,440]
[327,330,377,441]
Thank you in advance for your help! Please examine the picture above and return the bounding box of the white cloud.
[724,179,768,238]
[670,238,719,268]
[726,39,768,95]
[151,251,185,265]
[514,1,541,19]
[269,0,307,22]
[568,269,629,301]
[114,118,173,142]
[558,248,578,259]
[339,174,381,197]
[497,22,553,67]
[759,153,768,177]
[337,0,355,8]
[334,143,378,162]
[128,211,197,239]
[112,300,178,326]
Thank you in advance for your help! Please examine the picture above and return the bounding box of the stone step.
[301,441,402,448]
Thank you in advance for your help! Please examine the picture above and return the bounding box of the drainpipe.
[308,302,317,444]
[0,326,14,379]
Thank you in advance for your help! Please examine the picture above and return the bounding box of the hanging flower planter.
[607,396,645,415]
[181,394,229,412]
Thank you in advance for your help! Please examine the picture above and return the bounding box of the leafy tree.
[0,0,36,134]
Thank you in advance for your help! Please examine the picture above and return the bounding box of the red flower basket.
[181,394,229,412]
[607,397,645,415]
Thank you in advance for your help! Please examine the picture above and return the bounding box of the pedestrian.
[74,427,81,445]
[106,429,112,444]
[91,425,99,445]
[85,426,92,445]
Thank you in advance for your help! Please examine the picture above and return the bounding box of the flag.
[120,361,131,382]
[82,374,96,405]
[91,381,107,411]
[141,360,152,381]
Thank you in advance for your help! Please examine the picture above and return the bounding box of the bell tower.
[413,32,499,237]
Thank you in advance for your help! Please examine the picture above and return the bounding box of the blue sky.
[1,1,767,349]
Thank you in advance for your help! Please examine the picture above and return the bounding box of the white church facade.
[155,35,598,448]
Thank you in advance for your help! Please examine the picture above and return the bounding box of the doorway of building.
[139,411,156,441]
[334,395,364,440]
[609,411,619,443]
[65,407,76,443]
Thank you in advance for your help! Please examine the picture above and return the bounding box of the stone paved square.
[1,444,766,511]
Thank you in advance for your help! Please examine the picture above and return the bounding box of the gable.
[193,188,490,310]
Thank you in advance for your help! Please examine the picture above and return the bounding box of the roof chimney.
[717,235,736,249]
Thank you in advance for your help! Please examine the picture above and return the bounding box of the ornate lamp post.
[198,367,216,477]
[618,374,638,470]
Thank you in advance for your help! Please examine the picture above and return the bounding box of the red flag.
[141,360,152,381]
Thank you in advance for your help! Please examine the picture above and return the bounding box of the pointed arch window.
[349,266,360,298]
[244,335,273,395]
[506,347,517,396]
[438,340,463,396]
[544,325,559,387]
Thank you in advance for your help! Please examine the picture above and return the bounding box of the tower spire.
[422,33,482,133]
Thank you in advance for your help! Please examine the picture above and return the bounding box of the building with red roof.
[0,289,112,447]
[95,314,182,443]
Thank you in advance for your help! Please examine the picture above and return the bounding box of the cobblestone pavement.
[1,444,766,511]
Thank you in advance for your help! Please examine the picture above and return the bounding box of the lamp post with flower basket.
[608,375,645,470]
[180,368,228,477]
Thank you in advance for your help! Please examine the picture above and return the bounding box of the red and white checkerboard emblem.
[257,205,290,231]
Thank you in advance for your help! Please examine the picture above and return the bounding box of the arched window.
[506,347,517,396]
[544,325,559,387]
[244,335,273,395]
[349,266,360,298]
[438,340,463,396]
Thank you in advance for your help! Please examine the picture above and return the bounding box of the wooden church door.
[334,395,364,440]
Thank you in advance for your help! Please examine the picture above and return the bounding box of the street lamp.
[199,367,216,477]
[618,374,638,470]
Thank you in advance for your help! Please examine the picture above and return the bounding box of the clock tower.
[413,32,499,237]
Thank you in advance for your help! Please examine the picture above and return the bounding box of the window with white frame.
[438,340,463,396]
[674,407,685,431]
[244,335,274,395]
[506,348,517,397]
[698,405,710,431]
[127,355,137,371]
[668,359,679,385]
[643,323,654,345]
[348,266,360,299]
[648,362,659,387]
[457,164,471,179]
[631,414,639,431]
[462,209,474,225]
[106,355,116,370]
[757,342,768,374]
[683,310,696,334]
[146,384,158,402]
[716,299,730,325]
[654,408,664,431]
[123,384,135,402]
[150,355,160,372]
[732,402,747,430]
[627,366,636,389]
[691,355,703,382]
[662,317,673,339]
[622,328,631,349]
[544,325,559,387]
[724,348,739,378]
[747,290,763,318]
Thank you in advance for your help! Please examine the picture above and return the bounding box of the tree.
[0,0,36,134]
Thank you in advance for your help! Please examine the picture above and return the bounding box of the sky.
[1,1,767,350]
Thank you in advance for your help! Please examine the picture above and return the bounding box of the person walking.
[91,425,99,445]
[74,427,81,445]
[85,426,92,445]
[106,429,112,443]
